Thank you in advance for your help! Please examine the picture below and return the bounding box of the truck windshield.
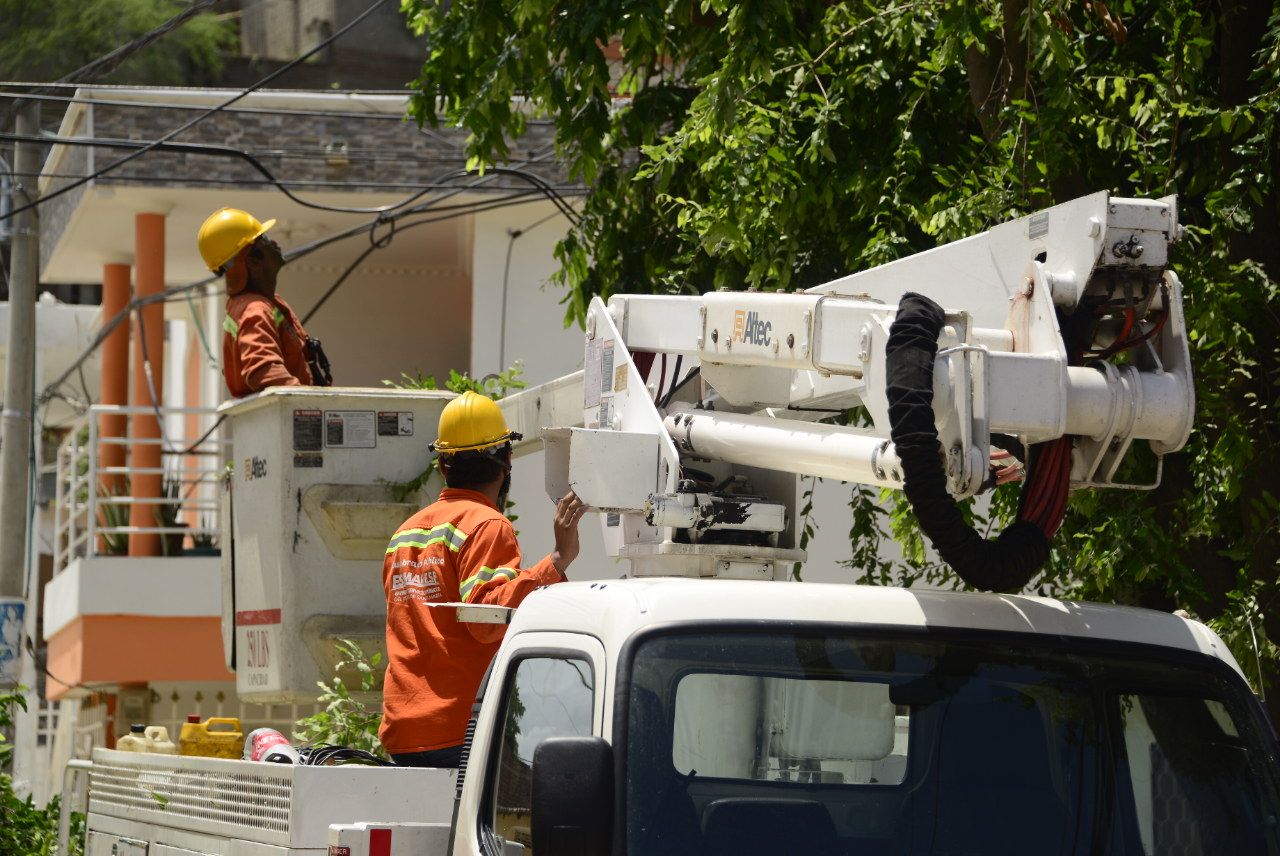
[624,631,1280,856]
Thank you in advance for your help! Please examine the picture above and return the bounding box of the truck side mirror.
[531,736,613,856]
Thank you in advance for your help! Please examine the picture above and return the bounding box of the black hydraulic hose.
[885,292,1049,592]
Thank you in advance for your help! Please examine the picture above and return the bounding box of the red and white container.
[243,727,300,764]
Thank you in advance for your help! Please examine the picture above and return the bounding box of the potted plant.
[97,480,130,556]
[155,477,188,557]
[188,516,220,557]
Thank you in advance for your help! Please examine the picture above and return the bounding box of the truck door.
[474,632,607,856]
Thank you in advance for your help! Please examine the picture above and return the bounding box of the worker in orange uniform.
[380,391,586,767]
[197,207,332,397]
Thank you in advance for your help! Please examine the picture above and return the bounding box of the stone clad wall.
[86,101,565,192]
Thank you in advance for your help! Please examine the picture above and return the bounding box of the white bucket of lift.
[219,387,454,703]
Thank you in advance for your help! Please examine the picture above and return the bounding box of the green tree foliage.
[1,689,84,856]
[403,0,1280,699]
[0,0,231,84]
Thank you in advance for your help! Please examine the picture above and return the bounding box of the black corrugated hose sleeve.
[885,292,1049,592]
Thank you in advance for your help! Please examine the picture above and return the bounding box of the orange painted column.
[98,264,131,551]
[128,213,166,556]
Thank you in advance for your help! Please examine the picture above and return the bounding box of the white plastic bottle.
[116,724,150,753]
[144,725,178,755]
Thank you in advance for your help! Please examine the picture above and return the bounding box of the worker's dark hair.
[440,445,511,490]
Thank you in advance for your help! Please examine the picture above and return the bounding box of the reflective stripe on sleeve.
[459,566,519,601]
[385,523,468,554]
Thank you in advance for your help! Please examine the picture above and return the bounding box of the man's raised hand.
[551,490,587,575]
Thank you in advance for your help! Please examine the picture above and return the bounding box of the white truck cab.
[330,579,1280,856]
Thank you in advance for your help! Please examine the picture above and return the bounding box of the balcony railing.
[54,405,228,574]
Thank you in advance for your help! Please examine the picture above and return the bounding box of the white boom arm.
[503,192,1193,585]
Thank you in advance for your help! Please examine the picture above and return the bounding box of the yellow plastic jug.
[144,725,178,755]
[179,716,244,759]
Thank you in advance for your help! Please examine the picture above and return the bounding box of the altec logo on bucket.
[733,309,772,347]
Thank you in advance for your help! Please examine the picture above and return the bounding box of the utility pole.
[0,103,39,687]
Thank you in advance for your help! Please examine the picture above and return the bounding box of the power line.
[0,85,560,163]
[0,131,578,217]
[0,0,398,222]
[38,190,568,403]
[301,190,577,324]
[497,205,574,369]
[0,88,416,123]
[3,168,584,192]
[4,129,573,182]
[0,81,410,93]
[0,88,561,131]
[0,0,222,129]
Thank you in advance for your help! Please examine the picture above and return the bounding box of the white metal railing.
[54,405,228,574]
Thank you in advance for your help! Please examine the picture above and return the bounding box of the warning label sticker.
[601,340,615,396]
[292,409,323,451]
[324,411,376,449]
[378,411,414,437]
[584,340,602,409]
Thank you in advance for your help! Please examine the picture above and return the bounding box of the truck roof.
[510,578,1241,674]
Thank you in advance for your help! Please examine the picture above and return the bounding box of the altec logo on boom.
[733,309,772,347]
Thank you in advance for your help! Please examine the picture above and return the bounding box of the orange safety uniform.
[380,487,564,754]
[222,292,313,397]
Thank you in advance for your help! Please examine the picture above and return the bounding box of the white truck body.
[86,580,1280,855]
[79,193,1280,855]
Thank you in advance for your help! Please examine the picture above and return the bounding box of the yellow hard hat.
[197,207,276,274]
[430,391,522,454]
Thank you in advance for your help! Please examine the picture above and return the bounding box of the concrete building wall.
[335,0,425,60]
[469,203,579,383]
[281,263,474,390]
[241,0,423,65]
[241,0,338,61]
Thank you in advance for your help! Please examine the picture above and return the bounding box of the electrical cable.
[0,0,398,223]
[886,292,1051,592]
[0,131,581,218]
[130,297,236,457]
[0,89,445,123]
[23,635,96,695]
[75,362,94,409]
[498,228,523,371]
[37,190,571,404]
[659,365,699,410]
[3,168,577,191]
[133,304,178,457]
[34,190,558,406]
[496,202,582,371]
[0,85,561,129]
[0,0,221,127]
[300,190,559,324]
[666,356,683,407]
[185,289,218,365]
[298,744,395,766]
[0,0,221,137]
